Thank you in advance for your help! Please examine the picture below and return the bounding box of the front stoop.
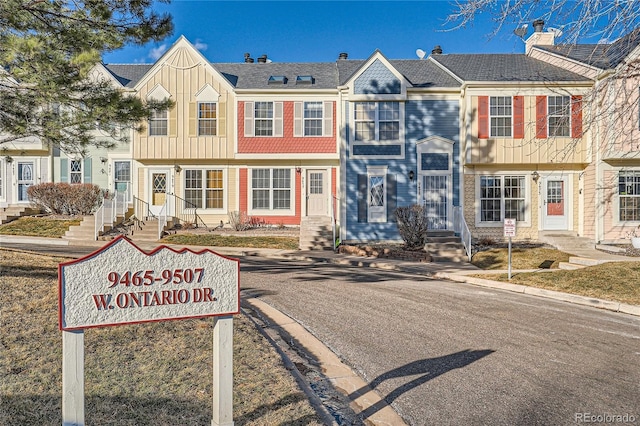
[299,216,334,251]
[127,218,168,242]
[425,231,468,263]
[0,205,42,225]
[62,216,97,242]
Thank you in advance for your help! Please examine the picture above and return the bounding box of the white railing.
[158,200,168,240]
[453,206,472,261]
[94,191,130,240]
[331,195,339,251]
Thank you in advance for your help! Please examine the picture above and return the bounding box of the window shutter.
[357,174,367,223]
[323,101,333,137]
[478,96,489,139]
[189,103,197,137]
[274,102,283,137]
[244,101,254,137]
[293,102,303,137]
[83,158,92,183]
[218,102,226,137]
[571,95,582,138]
[513,96,524,139]
[168,105,177,138]
[60,158,68,182]
[536,96,548,138]
[386,174,396,222]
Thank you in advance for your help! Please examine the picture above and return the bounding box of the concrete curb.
[434,272,640,317]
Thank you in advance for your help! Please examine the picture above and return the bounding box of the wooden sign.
[58,236,239,426]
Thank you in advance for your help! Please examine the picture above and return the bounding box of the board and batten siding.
[133,46,234,161]
[467,96,587,165]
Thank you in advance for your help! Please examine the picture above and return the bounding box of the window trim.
[350,101,405,160]
[69,159,83,184]
[183,168,226,212]
[547,95,571,137]
[367,166,387,223]
[197,102,217,137]
[475,174,530,227]
[254,101,274,137]
[618,170,640,223]
[303,101,323,137]
[248,168,295,216]
[489,96,513,138]
[149,109,168,136]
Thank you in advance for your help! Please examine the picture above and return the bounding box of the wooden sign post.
[58,236,240,426]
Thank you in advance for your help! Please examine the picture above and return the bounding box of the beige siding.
[468,96,588,165]
[133,45,235,161]
[528,50,599,80]
[582,162,596,238]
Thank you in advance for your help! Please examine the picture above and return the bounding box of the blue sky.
[103,0,559,64]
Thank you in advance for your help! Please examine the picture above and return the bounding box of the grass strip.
[162,233,299,250]
[0,217,82,238]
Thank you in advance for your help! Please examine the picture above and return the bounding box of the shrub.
[228,211,252,231]
[27,183,102,215]
[395,204,429,250]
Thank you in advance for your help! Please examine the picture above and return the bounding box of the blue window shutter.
[83,158,92,183]
[60,158,68,182]
[387,174,397,222]
[357,174,367,223]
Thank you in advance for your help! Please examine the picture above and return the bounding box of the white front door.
[421,174,451,230]
[306,169,328,216]
[542,176,569,230]
[17,161,35,203]
[149,169,171,216]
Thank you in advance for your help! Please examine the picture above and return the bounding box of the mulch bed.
[338,243,431,262]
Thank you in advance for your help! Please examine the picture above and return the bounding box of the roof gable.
[341,50,411,100]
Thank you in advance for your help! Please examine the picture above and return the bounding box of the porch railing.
[158,201,168,240]
[332,195,340,251]
[94,190,130,240]
[453,206,472,261]
[168,193,208,231]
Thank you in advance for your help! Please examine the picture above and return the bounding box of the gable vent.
[296,75,314,85]
[268,75,287,84]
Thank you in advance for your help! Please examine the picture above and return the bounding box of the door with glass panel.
[421,174,450,230]
[542,176,569,230]
[17,161,35,202]
[306,169,328,216]
[148,169,170,216]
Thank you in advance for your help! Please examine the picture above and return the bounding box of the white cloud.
[194,40,208,52]
[148,44,168,61]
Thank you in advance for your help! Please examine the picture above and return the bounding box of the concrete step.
[426,230,455,237]
[431,254,468,263]
[300,216,334,251]
[568,257,604,267]
[425,236,460,243]
[558,262,586,270]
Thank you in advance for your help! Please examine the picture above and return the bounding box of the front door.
[542,176,569,230]
[149,170,170,216]
[421,174,450,230]
[17,161,35,202]
[306,169,328,216]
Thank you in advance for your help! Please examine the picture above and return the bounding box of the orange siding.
[238,101,336,154]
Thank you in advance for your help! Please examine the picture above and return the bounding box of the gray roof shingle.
[336,58,461,88]
[429,54,591,82]
[213,62,338,90]
[535,28,640,69]
[103,64,153,88]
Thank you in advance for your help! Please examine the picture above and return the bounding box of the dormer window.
[268,76,287,85]
[296,75,314,85]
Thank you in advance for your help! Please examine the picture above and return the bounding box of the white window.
[184,169,224,210]
[304,102,323,136]
[548,96,570,137]
[198,102,217,136]
[251,168,291,211]
[254,102,274,136]
[149,109,168,136]
[619,171,640,221]
[354,102,399,141]
[480,175,526,222]
[367,167,387,223]
[70,160,82,184]
[490,96,512,137]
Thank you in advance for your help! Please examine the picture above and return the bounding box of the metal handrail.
[168,192,209,231]
[158,201,168,240]
[332,195,340,251]
[453,206,472,261]
[94,200,105,240]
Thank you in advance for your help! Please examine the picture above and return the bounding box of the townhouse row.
[2,21,639,246]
